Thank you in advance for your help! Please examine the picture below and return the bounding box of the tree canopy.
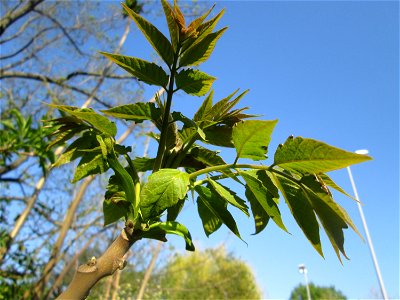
[290,283,347,300]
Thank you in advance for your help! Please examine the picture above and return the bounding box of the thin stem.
[153,49,180,172]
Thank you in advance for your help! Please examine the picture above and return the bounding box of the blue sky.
[122,1,399,298]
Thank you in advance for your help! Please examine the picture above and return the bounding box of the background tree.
[160,246,262,300]
[290,283,347,300]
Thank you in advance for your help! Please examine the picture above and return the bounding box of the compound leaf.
[101,102,161,123]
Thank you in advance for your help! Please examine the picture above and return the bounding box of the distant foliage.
[290,283,347,300]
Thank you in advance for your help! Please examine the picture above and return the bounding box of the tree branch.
[0,0,44,36]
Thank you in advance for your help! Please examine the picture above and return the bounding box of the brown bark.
[56,228,140,300]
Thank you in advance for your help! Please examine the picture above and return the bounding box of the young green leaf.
[271,172,323,256]
[103,198,130,227]
[197,195,223,236]
[100,52,169,88]
[208,179,249,217]
[140,169,190,220]
[301,175,352,261]
[245,187,269,235]
[122,3,174,65]
[195,185,242,239]
[193,90,213,122]
[101,102,162,123]
[151,221,195,251]
[239,170,287,232]
[72,153,108,183]
[161,0,179,51]
[53,132,97,167]
[175,69,216,96]
[131,157,155,172]
[274,136,372,174]
[203,125,234,147]
[318,173,357,201]
[50,105,117,137]
[232,120,278,161]
[179,27,227,67]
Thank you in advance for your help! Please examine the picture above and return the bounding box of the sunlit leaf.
[103,198,130,226]
[122,3,174,65]
[72,153,108,183]
[176,69,216,96]
[232,120,278,161]
[100,52,169,87]
[240,170,287,232]
[152,221,195,251]
[101,102,161,123]
[140,169,190,220]
[271,172,323,256]
[179,27,227,67]
[50,105,117,137]
[274,136,372,174]
[161,0,179,51]
[195,185,242,239]
[208,179,249,216]
[245,186,269,234]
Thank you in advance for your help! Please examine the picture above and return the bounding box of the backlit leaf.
[274,136,372,174]
[271,172,323,256]
[245,187,269,234]
[153,221,195,251]
[72,153,108,183]
[103,198,130,226]
[176,69,216,96]
[122,3,174,65]
[179,27,227,67]
[193,90,213,122]
[101,102,161,123]
[197,195,222,236]
[50,105,117,137]
[232,120,278,161]
[161,0,179,51]
[208,179,249,216]
[240,170,287,232]
[100,52,169,87]
[195,185,241,239]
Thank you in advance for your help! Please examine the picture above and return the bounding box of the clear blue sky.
[125,1,399,298]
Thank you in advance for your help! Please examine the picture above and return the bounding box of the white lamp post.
[347,150,388,300]
[298,264,311,300]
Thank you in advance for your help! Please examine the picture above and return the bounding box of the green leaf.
[240,170,287,232]
[274,136,372,174]
[187,146,226,167]
[132,157,155,172]
[107,156,138,219]
[179,27,227,67]
[197,196,222,236]
[100,52,169,87]
[140,169,190,220]
[50,105,117,137]
[101,102,162,123]
[208,179,249,217]
[193,90,213,122]
[232,120,278,161]
[181,9,225,53]
[53,132,97,167]
[203,125,234,147]
[245,186,269,234]
[167,198,186,222]
[103,198,130,226]
[318,173,357,201]
[175,69,216,96]
[195,185,241,239]
[152,221,195,251]
[161,0,179,51]
[72,152,108,183]
[271,172,323,256]
[302,175,362,260]
[122,3,174,65]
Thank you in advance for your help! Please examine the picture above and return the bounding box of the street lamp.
[298,264,311,300]
[347,150,388,300]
